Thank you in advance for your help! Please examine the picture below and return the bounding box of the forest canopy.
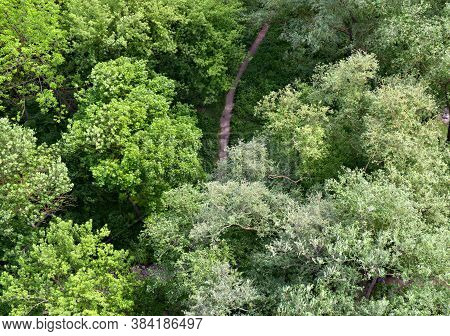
[0,0,448,316]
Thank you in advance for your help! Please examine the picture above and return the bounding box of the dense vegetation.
[0,0,448,316]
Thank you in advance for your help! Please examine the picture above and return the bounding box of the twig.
[268,174,302,184]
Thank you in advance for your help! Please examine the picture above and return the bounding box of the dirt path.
[218,23,270,160]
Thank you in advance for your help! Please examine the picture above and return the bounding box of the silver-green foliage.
[175,247,258,316]
[271,170,449,315]
[215,138,274,182]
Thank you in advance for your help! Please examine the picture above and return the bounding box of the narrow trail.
[218,23,270,160]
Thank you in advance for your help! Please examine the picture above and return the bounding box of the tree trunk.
[218,23,270,160]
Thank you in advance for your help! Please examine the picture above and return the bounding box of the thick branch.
[218,23,270,160]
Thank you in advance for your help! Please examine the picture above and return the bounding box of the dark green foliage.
[231,25,311,144]
[63,0,245,104]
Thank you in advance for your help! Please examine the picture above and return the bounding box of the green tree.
[63,57,203,209]
[0,0,66,120]
[215,137,274,182]
[255,82,329,181]
[141,179,295,265]
[189,181,295,247]
[254,0,399,56]
[0,118,72,260]
[139,184,204,265]
[270,170,449,315]
[63,0,244,104]
[174,246,258,316]
[368,2,449,101]
[255,0,449,101]
[255,52,448,187]
[363,77,449,227]
[138,169,298,315]
[0,0,448,317]
[236,52,448,315]
[0,218,136,315]
[311,52,379,173]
